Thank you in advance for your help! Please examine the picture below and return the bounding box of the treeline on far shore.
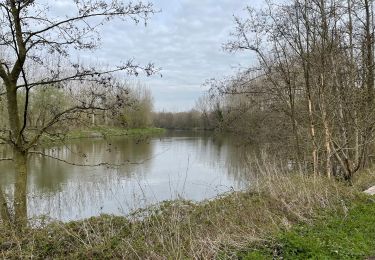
[151,95,232,131]
[152,109,217,131]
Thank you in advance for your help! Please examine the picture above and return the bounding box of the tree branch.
[16,63,157,90]
[29,151,149,167]
[0,158,13,162]
[25,2,155,43]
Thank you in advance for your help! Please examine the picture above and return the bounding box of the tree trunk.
[347,0,361,168]
[298,1,319,176]
[13,149,28,228]
[286,73,303,164]
[0,187,11,225]
[363,0,375,168]
[307,96,319,176]
[6,86,21,144]
[321,103,332,178]
[5,82,28,227]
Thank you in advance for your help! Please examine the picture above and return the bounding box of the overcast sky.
[58,0,264,111]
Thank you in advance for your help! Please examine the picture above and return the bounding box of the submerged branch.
[0,158,12,161]
[29,151,146,168]
[29,147,170,168]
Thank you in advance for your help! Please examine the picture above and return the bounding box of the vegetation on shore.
[1,166,374,259]
[39,126,165,145]
[241,199,375,259]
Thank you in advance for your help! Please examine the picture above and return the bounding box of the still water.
[0,131,250,221]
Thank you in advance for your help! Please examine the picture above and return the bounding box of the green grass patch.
[40,126,165,145]
[241,197,375,259]
[68,126,165,138]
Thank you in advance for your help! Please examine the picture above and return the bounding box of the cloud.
[51,0,263,111]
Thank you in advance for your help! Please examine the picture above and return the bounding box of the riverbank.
[1,167,375,259]
[40,126,165,145]
[241,198,375,259]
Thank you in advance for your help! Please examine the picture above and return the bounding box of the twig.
[29,151,137,167]
[0,158,13,162]
[29,148,170,168]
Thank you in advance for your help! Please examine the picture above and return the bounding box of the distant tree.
[120,83,153,128]
[0,0,157,227]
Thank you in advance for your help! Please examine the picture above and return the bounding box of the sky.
[56,0,264,111]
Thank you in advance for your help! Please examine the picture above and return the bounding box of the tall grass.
[0,161,372,259]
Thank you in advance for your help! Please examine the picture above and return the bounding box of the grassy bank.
[40,126,165,145]
[1,167,375,259]
[67,126,165,139]
[241,199,375,259]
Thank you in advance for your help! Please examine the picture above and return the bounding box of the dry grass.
[353,166,375,191]
[0,163,368,259]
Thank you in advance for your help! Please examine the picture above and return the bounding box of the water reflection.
[0,131,252,221]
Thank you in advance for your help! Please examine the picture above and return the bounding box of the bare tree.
[0,0,157,227]
[213,0,375,181]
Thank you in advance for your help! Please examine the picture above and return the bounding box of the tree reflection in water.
[0,131,256,222]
